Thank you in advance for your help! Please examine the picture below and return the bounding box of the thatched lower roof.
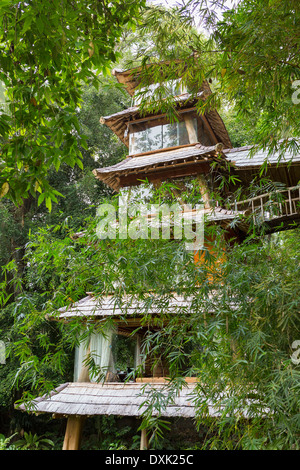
[93,143,227,190]
[224,144,300,188]
[112,63,186,97]
[15,381,202,418]
[16,380,269,419]
[53,293,195,321]
[52,284,244,322]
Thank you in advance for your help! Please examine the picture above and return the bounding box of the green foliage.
[214,0,300,153]
[13,431,54,450]
[0,77,131,308]
[0,433,17,450]
[125,1,299,155]
[120,4,216,122]
[0,0,145,205]
[2,179,299,449]
[112,335,136,372]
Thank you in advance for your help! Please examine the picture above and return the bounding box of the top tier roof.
[104,63,232,150]
[97,63,300,191]
[112,61,185,97]
[112,67,146,96]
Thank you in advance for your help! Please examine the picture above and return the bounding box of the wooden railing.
[230,185,300,223]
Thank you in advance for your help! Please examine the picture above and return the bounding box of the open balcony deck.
[230,185,300,232]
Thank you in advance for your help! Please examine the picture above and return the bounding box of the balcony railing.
[230,185,300,223]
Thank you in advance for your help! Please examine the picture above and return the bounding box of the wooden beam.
[78,342,91,383]
[200,115,218,145]
[135,334,143,368]
[197,174,211,209]
[63,416,85,450]
[184,115,198,144]
[127,142,199,159]
[119,161,211,188]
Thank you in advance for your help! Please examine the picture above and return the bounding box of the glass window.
[129,114,197,154]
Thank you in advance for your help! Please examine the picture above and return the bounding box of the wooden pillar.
[197,174,211,209]
[78,341,91,383]
[63,415,85,450]
[63,340,89,450]
[140,428,149,450]
[184,115,198,144]
[135,333,147,377]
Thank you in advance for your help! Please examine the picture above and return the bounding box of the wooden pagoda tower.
[16,63,300,450]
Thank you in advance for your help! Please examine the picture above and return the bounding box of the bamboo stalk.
[140,429,149,450]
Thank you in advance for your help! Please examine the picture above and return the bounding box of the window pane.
[129,124,162,154]
[129,116,197,154]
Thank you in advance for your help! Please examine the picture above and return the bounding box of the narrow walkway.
[230,185,300,232]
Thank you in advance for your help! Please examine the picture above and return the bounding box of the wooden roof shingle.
[15,381,203,418]
[93,143,226,190]
[54,293,195,321]
[224,144,300,168]
[93,142,300,191]
[16,381,269,419]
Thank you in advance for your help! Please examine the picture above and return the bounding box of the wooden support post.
[63,339,89,450]
[183,115,198,144]
[63,415,85,450]
[152,179,162,189]
[260,196,264,219]
[77,341,91,383]
[197,174,211,209]
[200,115,218,145]
[140,428,149,450]
[135,333,145,375]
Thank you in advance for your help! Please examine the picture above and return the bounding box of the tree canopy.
[0,0,145,206]
[125,1,300,156]
[0,0,299,451]
[1,0,299,205]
